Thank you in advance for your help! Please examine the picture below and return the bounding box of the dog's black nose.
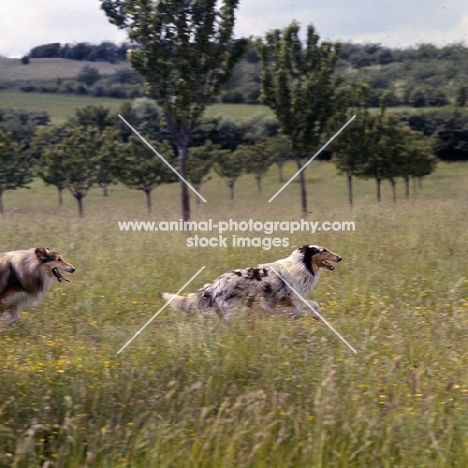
[336,256,342,262]
[70,267,76,273]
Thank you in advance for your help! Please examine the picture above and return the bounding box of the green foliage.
[456,86,468,107]
[215,146,246,199]
[70,105,114,131]
[0,108,49,150]
[259,22,341,155]
[264,134,292,182]
[101,0,248,221]
[333,84,373,175]
[36,125,111,216]
[243,141,275,192]
[400,128,438,179]
[187,141,218,196]
[34,125,69,205]
[258,21,341,214]
[357,102,437,201]
[116,137,178,212]
[0,129,33,213]
[244,113,278,142]
[77,65,102,88]
[216,115,244,150]
[59,126,103,214]
[29,41,129,62]
[331,87,438,203]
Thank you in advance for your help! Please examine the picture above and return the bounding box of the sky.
[1,0,468,58]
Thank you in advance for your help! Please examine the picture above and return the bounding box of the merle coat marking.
[163,245,342,319]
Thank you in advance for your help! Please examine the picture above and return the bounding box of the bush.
[21,56,29,65]
[410,88,426,107]
[246,86,261,104]
[75,85,88,95]
[221,90,245,104]
[92,86,105,97]
[20,86,37,93]
[64,83,75,93]
[39,86,58,93]
[77,65,102,88]
[29,43,60,58]
[106,86,127,98]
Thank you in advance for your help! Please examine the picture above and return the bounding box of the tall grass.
[0,161,467,467]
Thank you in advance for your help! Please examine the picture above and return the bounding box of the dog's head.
[35,248,75,282]
[296,245,342,276]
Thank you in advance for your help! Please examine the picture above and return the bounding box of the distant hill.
[3,41,468,109]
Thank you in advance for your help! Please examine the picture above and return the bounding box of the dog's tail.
[162,292,185,311]
[162,292,205,313]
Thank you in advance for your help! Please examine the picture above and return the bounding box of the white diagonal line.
[268,115,356,202]
[117,266,206,354]
[118,114,207,203]
[269,267,357,354]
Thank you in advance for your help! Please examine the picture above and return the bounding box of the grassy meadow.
[0,160,467,466]
[0,90,273,123]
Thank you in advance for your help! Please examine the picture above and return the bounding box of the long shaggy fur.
[0,248,75,326]
[163,245,342,319]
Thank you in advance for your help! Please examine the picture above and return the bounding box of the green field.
[0,90,273,123]
[0,160,467,466]
[0,58,130,84]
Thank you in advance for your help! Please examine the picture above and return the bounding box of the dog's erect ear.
[297,245,310,254]
[35,247,49,262]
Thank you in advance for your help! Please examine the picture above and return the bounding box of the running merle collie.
[163,245,341,319]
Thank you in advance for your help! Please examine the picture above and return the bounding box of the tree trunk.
[376,177,381,202]
[75,195,84,217]
[178,145,190,222]
[195,184,201,205]
[277,162,284,183]
[144,189,152,213]
[0,192,3,214]
[102,184,108,197]
[58,188,63,206]
[390,178,396,203]
[346,168,353,208]
[404,177,410,198]
[294,155,307,217]
[228,180,235,200]
[256,173,262,193]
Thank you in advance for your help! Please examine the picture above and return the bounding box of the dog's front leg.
[288,300,306,320]
[5,308,20,326]
[306,300,321,320]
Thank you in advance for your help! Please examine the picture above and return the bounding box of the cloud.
[0,0,467,58]
[0,0,127,57]
[235,0,468,47]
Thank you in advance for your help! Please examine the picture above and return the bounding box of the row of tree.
[96,1,438,219]
[28,42,129,63]
[0,104,287,216]
[334,85,437,206]
[0,99,436,216]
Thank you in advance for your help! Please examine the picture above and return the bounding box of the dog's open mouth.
[52,267,71,283]
[320,260,335,271]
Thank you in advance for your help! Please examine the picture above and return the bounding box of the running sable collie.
[163,245,342,319]
[0,248,75,326]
